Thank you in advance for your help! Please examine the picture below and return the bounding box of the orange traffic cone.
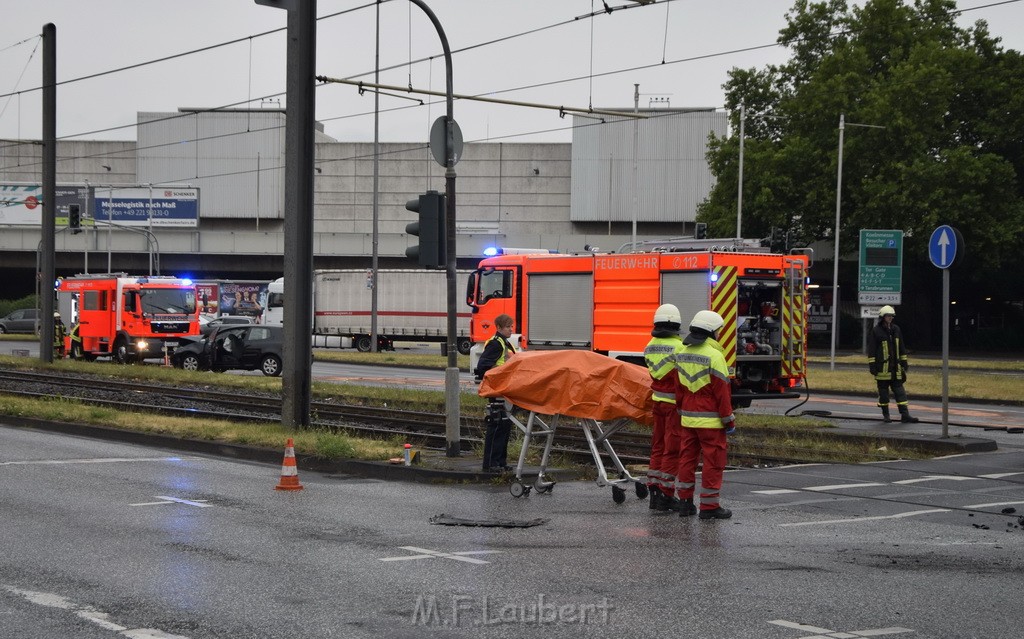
[275,438,304,491]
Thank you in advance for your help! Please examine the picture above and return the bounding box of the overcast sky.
[1,0,1021,146]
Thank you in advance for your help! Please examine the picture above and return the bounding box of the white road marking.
[379,546,502,565]
[805,482,886,491]
[0,456,191,466]
[980,472,1024,479]
[752,489,799,495]
[892,475,980,485]
[129,496,211,508]
[779,508,949,527]
[769,620,834,633]
[965,500,1024,510]
[769,619,914,637]
[3,585,190,638]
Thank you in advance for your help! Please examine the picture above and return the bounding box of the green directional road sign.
[858,229,903,304]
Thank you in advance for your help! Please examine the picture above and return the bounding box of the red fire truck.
[466,240,812,406]
[56,274,200,363]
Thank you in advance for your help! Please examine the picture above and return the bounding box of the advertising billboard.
[92,187,199,227]
[0,184,90,226]
[0,184,198,227]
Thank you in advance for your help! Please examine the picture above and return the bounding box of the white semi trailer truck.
[263,269,473,354]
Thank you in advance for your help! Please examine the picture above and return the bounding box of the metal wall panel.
[570,109,727,224]
[527,273,594,347]
[661,271,712,321]
[137,110,286,220]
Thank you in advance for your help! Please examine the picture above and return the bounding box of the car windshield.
[140,288,197,315]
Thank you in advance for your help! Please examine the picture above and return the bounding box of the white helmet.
[653,303,681,325]
[878,305,896,317]
[690,310,725,333]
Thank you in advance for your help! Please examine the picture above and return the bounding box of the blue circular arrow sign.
[928,225,960,269]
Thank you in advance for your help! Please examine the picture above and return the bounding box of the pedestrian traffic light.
[405,190,446,268]
[68,204,82,234]
[694,222,707,240]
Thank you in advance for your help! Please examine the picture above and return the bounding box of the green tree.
[699,0,1024,283]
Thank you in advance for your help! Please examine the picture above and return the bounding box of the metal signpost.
[929,225,962,438]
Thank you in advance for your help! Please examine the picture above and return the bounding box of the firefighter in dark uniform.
[475,313,516,472]
[643,304,684,511]
[53,312,67,359]
[867,305,919,423]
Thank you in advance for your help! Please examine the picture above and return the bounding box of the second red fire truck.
[466,240,812,407]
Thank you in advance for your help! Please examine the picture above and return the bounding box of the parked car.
[172,325,283,376]
[0,308,39,334]
[199,314,255,336]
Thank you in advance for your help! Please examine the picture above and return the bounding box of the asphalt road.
[2,424,1023,638]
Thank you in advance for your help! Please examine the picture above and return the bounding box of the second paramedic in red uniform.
[643,304,684,512]
[674,310,735,520]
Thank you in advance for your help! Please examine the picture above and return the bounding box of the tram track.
[0,368,998,468]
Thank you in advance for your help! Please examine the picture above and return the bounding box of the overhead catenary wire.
[1,0,1018,172]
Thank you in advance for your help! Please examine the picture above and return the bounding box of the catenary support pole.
[40,23,56,364]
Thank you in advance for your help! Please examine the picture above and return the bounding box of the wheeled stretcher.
[478,350,656,503]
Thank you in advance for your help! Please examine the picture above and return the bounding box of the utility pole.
[256,0,317,428]
[39,23,56,364]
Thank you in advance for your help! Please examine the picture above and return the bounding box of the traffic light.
[694,222,707,240]
[68,204,82,234]
[405,190,446,268]
[770,226,785,250]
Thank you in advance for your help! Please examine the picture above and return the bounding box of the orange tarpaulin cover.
[478,350,655,426]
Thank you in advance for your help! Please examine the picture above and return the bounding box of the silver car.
[0,308,39,334]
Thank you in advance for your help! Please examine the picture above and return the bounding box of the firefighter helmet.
[53,312,61,318]
[690,310,724,333]
[653,303,681,325]
[879,305,896,317]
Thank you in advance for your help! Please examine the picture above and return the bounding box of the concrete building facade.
[0,107,726,298]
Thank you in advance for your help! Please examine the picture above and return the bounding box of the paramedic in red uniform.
[674,310,735,520]
[643,304,684,511]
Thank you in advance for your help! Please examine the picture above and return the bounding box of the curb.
[2,415,996,483]
[823,427,997,453]
[0,416,555,483]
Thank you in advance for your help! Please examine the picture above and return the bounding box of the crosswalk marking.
[779,508,949,527]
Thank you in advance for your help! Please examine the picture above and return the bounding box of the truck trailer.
[56,273,200,363]
[263,269,473,354]
[465,241,811,406]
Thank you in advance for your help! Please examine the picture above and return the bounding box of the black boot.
[881,407,892,423]
[899,407,919,423]
[677,498,697,517]
[698,507,733,520]
[648,487,662,510]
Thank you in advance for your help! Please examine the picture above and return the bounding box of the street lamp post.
[830,114,886,370]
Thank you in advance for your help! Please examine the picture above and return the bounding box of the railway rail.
[0,368,988,467]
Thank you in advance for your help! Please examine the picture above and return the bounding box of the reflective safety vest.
[644,335,682,404]
[675,338,735,429]
[483,334,514,368]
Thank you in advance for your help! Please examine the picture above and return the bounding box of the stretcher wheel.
[510,482,530,498]
[635,482,649,499]
[612,486,626,504]
[534,482,554,494]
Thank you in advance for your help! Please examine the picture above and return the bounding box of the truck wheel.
[355,336,372,353]
[113,338,133,365]
[457,338,472,356]
[261,354,282,377]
